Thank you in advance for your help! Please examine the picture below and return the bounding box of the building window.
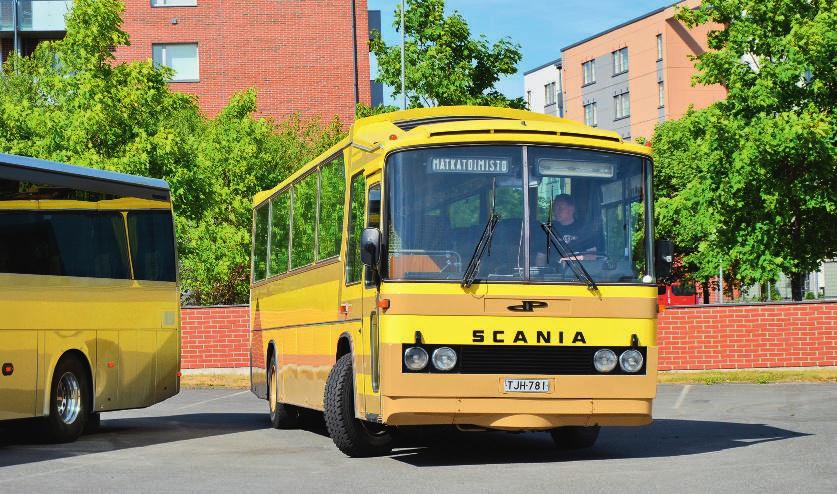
[152,0,198,6]
[656,34,663,61]
[583,102,597,127]
[544,82,556,106]
[658,81,665,108]
[582,60,596,85]
[612,47,628,75]
[526,90,532,108]
[152,43,199,82]
[614,92,630,119]
[556,69,563,93]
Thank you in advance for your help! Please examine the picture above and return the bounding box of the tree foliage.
[652,0,836,300]
[369,0,524,109]
[0,0,344,305]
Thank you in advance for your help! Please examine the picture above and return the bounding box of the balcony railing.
[1,0,72,33]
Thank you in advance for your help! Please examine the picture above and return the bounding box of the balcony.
[1,0,72,33]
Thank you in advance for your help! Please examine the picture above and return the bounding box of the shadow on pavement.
[388,419,810,466]
[0,412,269,468]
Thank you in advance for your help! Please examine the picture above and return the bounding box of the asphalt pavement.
[1,384,835,493]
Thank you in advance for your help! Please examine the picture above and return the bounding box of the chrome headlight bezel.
[619,349,645,373]
[403,346,429,371]
[431,346,458,371]
[593,349,618,373]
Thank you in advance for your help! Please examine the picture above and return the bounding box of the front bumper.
[379,346,658,430]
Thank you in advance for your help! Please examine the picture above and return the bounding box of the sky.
[367,0,673,106]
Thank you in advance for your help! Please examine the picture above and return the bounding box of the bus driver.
[535,194,602,266]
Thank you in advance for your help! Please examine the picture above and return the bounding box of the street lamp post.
[400,0,406,110]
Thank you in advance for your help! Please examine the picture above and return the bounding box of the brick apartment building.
[2,0,378,124]
[525,0,725,141]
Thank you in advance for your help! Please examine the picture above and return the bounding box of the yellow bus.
[0,153,180,442]
[249,107,672,457]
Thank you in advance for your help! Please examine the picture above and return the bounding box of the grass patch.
[658,369,837,385]
[181,373,250,389]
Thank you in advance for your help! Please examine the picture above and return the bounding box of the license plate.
[503,378,550,393]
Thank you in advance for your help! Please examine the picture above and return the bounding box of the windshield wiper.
[461,212,500,288]
[462,178,501,288]
[540,221,601,296]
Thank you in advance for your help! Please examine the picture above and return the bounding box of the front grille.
[402,344,646,375]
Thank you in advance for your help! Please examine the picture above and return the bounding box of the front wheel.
[551,425,600,449]
[323,353,393,457]
[45,357,90,443]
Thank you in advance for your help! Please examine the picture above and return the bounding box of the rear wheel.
[324,353,392,457]
[45,357,90,443]
[550,425,600,449]
[267,352,299,429]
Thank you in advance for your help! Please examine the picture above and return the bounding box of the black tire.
[267,352,299,429]
[323,353,393,457]
[550,425,600,450]
[85,412,101,434]
[45,357,90,443]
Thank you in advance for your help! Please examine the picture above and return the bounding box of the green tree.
[369,0,524,109]
[0,0,345,305]
[653,0,836,301]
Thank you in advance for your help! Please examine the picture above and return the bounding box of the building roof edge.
[561,1,682,52]
[523,57,562,76]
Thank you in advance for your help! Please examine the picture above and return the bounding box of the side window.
[253,204,269,281]
[127,211,176,282]
[345,173,366,284]
[0,211,130,280]
[364,183,381,287]
[269,192,290,276]
[318,156,345,259]
[291,173,317,269]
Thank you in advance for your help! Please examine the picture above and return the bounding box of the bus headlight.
[404,347,429,371]
[431,347,457,371]
[593,349,618,373]
[619,349,644,373]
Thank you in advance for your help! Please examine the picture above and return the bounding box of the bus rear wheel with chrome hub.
[267,352,299,429]
[324,353,393,457]
[45,357,90,443]
[550,425,600,449]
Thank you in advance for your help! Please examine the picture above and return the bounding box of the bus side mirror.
[655,239,674,279]
[361,228,382,269]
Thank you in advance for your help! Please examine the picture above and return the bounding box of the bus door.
[360,175,383,420]
[338,170,382,421]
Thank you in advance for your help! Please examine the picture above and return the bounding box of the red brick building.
[2,0,374,124]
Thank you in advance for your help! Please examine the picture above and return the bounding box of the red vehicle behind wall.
[658,281,700,308]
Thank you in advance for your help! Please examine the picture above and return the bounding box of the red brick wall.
[181,305,250,369]
[658,301,837,370]
[179,301,837,371]
[114,0,371,124]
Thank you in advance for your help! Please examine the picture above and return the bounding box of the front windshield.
[385,145,651,284]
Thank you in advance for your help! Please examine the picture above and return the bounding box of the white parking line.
[175,390,250,411]
[673,384,692,409]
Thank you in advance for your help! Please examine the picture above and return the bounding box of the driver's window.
[364,183,381,287]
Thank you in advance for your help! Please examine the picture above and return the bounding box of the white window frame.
[582,60,596,85]
[612,47,628,75]
[614,92,630,119]
[151,0,198,6]
[152,43,200,82]
[544,82,556,106]
[656,34,663,61]
[658,81,665,108]
[584,102,597,127]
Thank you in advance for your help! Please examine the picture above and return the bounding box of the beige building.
[556,0,725,140]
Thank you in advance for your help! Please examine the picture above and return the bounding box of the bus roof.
[0,153,171,201]
[254,106,651,207]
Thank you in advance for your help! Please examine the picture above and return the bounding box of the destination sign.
[429,157,510,174]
